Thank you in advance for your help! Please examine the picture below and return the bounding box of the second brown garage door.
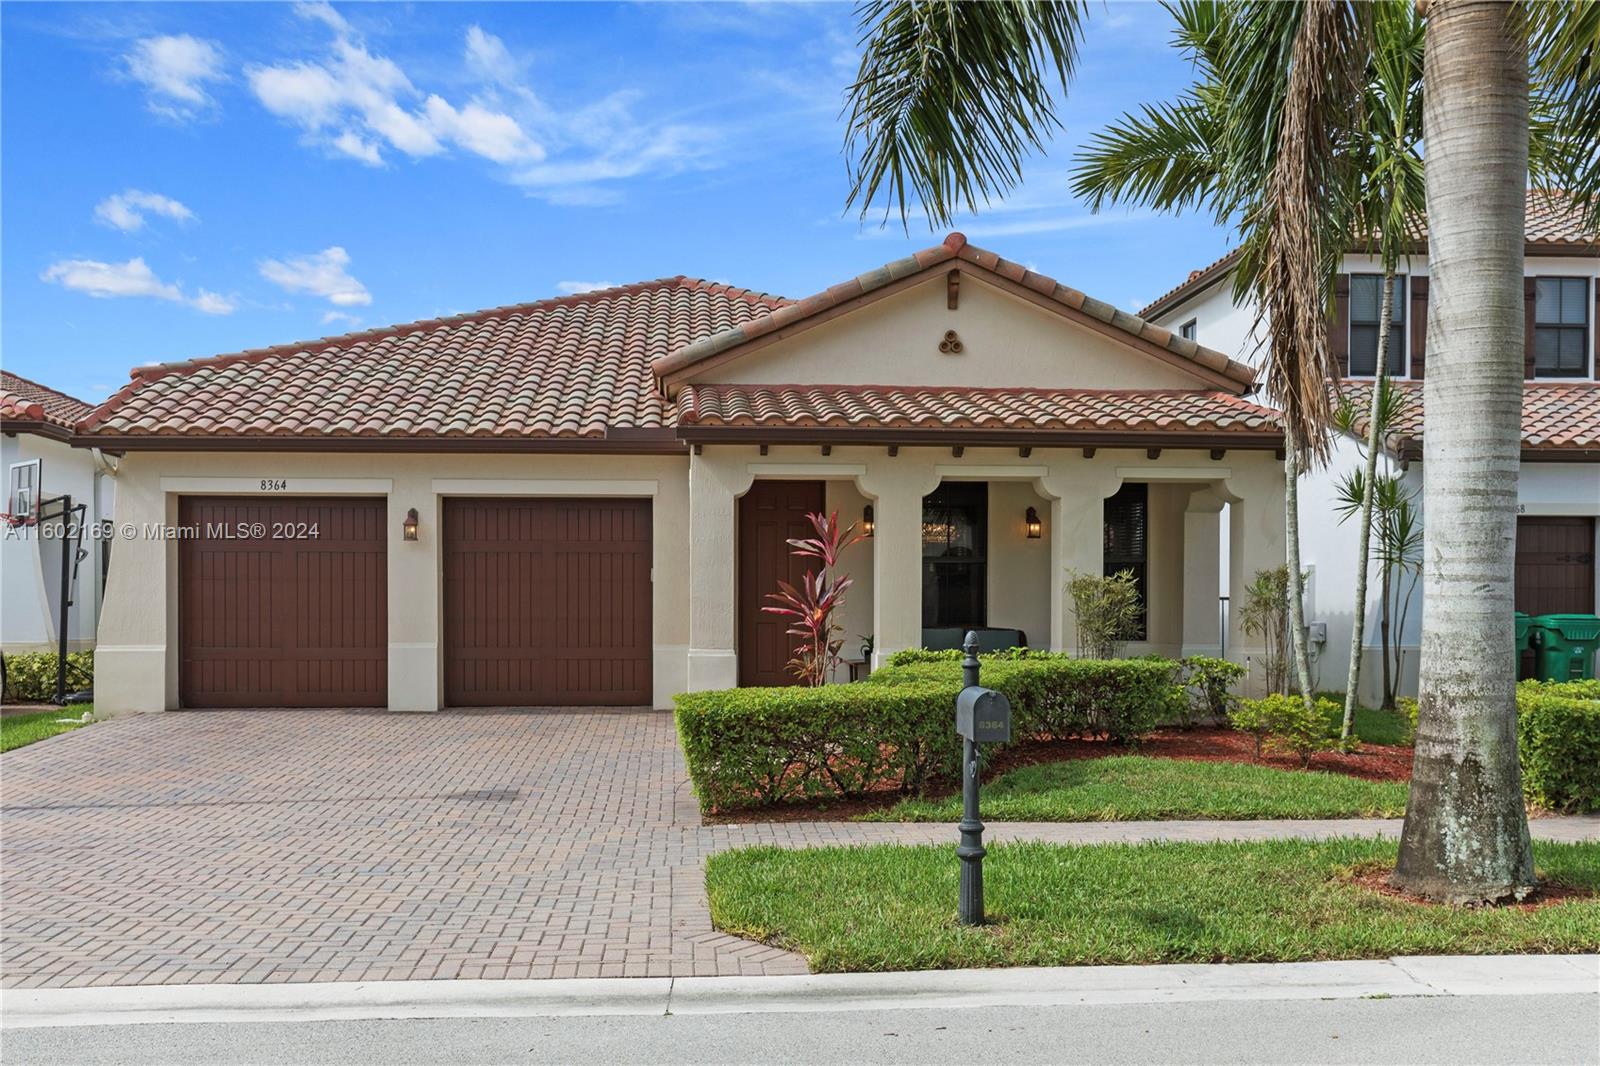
[443,498,652,706]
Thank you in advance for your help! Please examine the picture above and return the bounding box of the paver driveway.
[1,709,805,988]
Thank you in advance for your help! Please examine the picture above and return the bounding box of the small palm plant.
[762,511,867,687]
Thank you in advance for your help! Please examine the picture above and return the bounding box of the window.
[1534,277,1590,378]
[1103,483,1149,640]
[1179,319,1197,342]
[7,460,40,521]
[1348,274,1406,377]
[922,482,987,629]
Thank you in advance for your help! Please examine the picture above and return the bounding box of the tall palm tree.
[842,0,1597,902]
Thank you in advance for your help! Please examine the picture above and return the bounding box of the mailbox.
[956,685,1012,743]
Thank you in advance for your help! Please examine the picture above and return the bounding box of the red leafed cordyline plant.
[762,510,867,687]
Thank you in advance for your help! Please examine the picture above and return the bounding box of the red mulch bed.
[702,727,1415,824]
[1344,862,1595,910]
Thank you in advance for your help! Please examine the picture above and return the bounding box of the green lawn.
[864,755,1409,822]
[706,838,1600,973]
[1317,697,1411,746]
[0,707,91,753]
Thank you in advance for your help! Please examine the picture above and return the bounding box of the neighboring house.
[79,233,1287,714]
[1142,192,1599,703]
[1,371,112,657]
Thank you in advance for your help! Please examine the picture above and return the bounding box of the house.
[77,234,1287,714]
[1142,192,1600,703]
[1,371,112,660]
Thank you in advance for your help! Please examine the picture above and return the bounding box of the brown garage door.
[1516,516,1596,616]
[179,497,387,708]
[443,498,652,706]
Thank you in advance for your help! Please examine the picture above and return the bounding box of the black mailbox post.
[955,631,1011,926]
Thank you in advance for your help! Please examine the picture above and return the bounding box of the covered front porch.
[684,443,1286,691]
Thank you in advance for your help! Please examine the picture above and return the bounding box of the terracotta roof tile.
[0,371,92,431]
[654,233,1257,390]
[677,384,1281,437]
[81,279,789,439]
[1335,378,1600,453]
[1140,190,1597,320]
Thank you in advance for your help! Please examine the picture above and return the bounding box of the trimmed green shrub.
[2,651,93,702]
[1177,655,1246,726]
[1517,680,1600,812]
[868,656,1184,745]
[1229,693,1340,767]
[675,681,961,812]
[882,646,1052,667]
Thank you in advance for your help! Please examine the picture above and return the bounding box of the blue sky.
[2,1,1235,402]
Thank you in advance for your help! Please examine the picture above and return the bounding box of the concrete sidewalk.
[5,955,1596,1030]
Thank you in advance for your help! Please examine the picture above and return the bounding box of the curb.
[3,955,1595,1030]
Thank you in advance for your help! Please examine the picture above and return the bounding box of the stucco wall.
[2,432,110,653]
[697,273,1218,391]
[94,450,691,714]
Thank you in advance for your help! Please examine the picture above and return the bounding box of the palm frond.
[844,0,1088,228]
[1527,0,1600,229]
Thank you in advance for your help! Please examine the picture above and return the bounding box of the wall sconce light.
[1025,506,1042,539]
[862,504,875,537]
[403,507,420,541]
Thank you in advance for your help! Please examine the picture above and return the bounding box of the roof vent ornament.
[938,330,964,355]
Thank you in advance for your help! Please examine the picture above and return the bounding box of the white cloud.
[246,13,540,166]
[40,257,233,314]
[321,310,363,327]
[259,246,372,306]
[556,280,618,295]
[125,34,226,119]
[94,189,196,233]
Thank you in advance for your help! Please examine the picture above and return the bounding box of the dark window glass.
[1535,277,1590,378]
[1103,483,1149,640]
[1348,274,1406,377]
[922,482,987,629]
[1179,319,1197,341]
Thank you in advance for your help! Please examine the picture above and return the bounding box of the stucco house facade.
[76,234,1287,715]
[1142,193,1599,703]
[1,371,111,660]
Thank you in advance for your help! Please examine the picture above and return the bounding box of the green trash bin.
[1515,612,1534,680]
[1528,614,1600,682]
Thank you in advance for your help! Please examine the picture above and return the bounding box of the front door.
[738,480,825,686]
[1516,516,1596,616]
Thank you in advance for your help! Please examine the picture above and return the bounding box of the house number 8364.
[259,479,288,491]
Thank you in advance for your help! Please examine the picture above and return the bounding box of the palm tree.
[1072,1,1427,731]
[842,0,1596,902]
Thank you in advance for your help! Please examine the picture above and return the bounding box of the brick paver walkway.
[3,710,1596,990]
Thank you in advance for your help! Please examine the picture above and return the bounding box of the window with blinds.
[1103,483,1149,640]
[1348,274,1406,377]
[1534,277,1590,378]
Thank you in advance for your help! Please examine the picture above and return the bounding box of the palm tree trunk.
[1380,560,1395,708]
[1341,272,1397,737]
[1393,0,1533,904]
[1284,426,1315,710]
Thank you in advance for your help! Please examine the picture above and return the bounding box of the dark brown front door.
[443,498,652,706]
[738,480,825,686]
[1516,516,1596,616]
[179,497,387,708]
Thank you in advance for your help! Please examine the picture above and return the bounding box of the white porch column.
[858,459,941,670]
[1037,462,1124,654]
[686,452,753,691]
[1222,459,1288,684]
[1182,487,1225,657]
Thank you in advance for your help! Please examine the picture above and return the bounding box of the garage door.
[179,497,387,708]
[1516,516,1596,616]
[443,498,652,706]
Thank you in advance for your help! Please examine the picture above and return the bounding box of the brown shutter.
[1331,274,1351,378]
[1409,276,1428,379]
[1524,276,1538,379]
[1594,279,1598,376]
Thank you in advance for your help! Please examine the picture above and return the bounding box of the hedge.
[1517,679,1600,812]
[675,653,1189,812]
[675,680,961,812]
[2,651,93,702]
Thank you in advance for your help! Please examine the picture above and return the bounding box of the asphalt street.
[5,992,1597,1065]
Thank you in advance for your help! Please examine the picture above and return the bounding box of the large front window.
[1534,277,1591,378]
[922,482,987,629]
[1348,274,1406,377]
[1103,483,1149,640]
